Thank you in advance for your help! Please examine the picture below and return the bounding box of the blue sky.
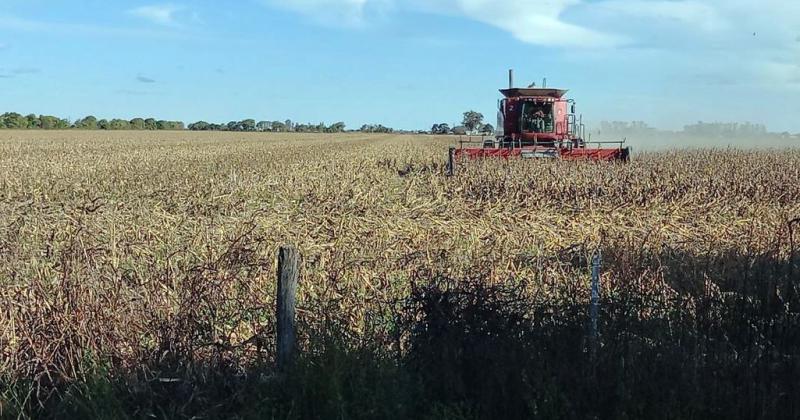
[0,0,798,132]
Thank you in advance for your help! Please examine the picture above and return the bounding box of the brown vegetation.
[0,131,798,418]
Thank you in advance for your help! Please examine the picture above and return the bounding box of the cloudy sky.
[0,0,798,131]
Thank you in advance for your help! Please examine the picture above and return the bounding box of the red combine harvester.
[448,70,630,172]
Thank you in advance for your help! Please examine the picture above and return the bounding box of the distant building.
[452,126,468,135]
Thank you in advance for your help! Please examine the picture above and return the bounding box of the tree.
[462,111,484,133]
[285,119,293,132]
[431,123,450,135]
[256,121,272,132]
[25,114,40,129]
[40,115,67,129]
[1,112,28,129]
[109,119,131,130]
[462,111,483,133]
[74,116,98,130]
[240,119,256,132]
[157,120,184,130]
[189,121,211,131]
[272,121,287,132]
[144,118,158,130]
[359,124,393,133]
[328,122,346,133]
[98,119,110,130]
[130,118,146,130]
[480,123,495,135]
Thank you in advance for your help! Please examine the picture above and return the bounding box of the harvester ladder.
[567,114,576,136]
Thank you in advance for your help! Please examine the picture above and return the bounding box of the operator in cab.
[532,110,546,133]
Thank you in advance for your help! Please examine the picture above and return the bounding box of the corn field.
[1,130,799,418]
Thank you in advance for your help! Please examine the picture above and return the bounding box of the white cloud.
[430,0,626,48]
[596,0,726,32]
[264,0,391,27]
[270,0,624,46]
[0,13,193,41]
[266,0,800,88]
[128,4,184,27]
[12,67,39,75]
[269,0,799,51]
[136,74,157,83]
[0,66,40,78]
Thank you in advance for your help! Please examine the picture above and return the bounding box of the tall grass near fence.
[3,265,798,419]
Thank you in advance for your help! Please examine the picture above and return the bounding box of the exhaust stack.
[509,69,514,89]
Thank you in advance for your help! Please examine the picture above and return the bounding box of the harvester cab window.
[521,102,554,133]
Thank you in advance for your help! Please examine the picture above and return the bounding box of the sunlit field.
[1,130,799,418]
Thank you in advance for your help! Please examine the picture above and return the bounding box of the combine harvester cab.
[450,70,630,171]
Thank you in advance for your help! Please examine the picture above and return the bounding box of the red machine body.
[452,71,630,163]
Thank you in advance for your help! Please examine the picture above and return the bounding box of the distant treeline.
[188,119,348,133]
[0,112,185,130]
[596,120,797,138]
[0,113,400,134]
[188,119,396,134]
[683,122,768,137]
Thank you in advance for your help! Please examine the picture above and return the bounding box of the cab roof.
[500,88,568,99]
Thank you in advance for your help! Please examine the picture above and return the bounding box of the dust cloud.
[618,134,800,152]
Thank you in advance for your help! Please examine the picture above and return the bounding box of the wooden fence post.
[790,218,799,277]
[446,146,455,176]
[277,246,299,370]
